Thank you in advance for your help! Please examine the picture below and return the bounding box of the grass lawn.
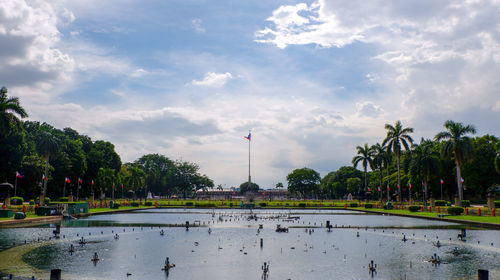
[357,208,500,224]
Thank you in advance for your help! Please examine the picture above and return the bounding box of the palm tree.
[126,165,146,202]
[217,184,223,191]
[435,120,476,206]
[371,143,390,201]
[352,143,374,197]
[495,142,500,174]
[0,87,28,139]
[37,131,59,206]
[383,120,413,202]
[407,138,439,206]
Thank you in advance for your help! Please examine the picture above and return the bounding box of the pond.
[1,208,499,279]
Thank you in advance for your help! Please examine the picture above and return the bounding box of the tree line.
[1,87,213,203]
[284,121,500,206]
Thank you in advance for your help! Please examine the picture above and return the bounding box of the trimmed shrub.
[447,206,464,216]
[298,203,306,207]
[185,202,194,206]
[364,203,373,209]
[195,203,216,208]
[408,205,420,212]
[10,196,24,205]
[145,201,153,206]
[29,200,35,205]
[131,202,140,207]
[349,202,358,207]
[461,200,470,207]
[229,203,233,207]
[495,201,500,208]
[435,200,447,206]
[111,204,120,209]
[58,197,68,202]
[259,202,267,207]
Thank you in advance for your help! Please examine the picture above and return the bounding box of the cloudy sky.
[1,0,500,189]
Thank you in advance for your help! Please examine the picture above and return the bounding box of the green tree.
[286,167,320,198]
[239,182,260,194]
[136,154,175,196]
[352,143,374,196]
[346,177,362,195]
[406,138,439,205]
[496,142,500,174]
[37,129,59,205]
[275,182,284,189]
[383,120,413,202]
[124,164,146,201]
[435,120,476,206]
[97,167,116,200]
[0,87,28,139]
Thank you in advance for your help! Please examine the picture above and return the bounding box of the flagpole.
[248,130,251,191]
[14,174,18,196]
[77,180,80,201]
[63,181,66,197]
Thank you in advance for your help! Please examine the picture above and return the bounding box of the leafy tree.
[37,129,59,205]
[97,167,116,199]
[346,177,362,195]
[435,120,476,206]
[406,138,439,204]
[495,142,500,174]
[322,167,363,198]
[286,167,320,198]
[352,143,374,196]
[383,120,413,202]
[136,154,175,196]
[124,164,146,200]
[320,171,336,198]
[275,182,284,189]
[0,87,28,139]
[239,182,260,194]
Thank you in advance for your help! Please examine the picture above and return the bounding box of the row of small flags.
[367,178,465,192]
[16,172,126,189]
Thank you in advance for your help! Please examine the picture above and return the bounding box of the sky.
[1,0,500,189]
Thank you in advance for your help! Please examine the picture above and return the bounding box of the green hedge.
[185,202,194,206]
[408,205,420,212]
[259,202,267,207]
[131,202,139,207]
[364,203,373,209]
[461,200,470,207]
[29,200,35,205]
[349,202,358,207]
[494,201,500,208]
[298,203,306,207]
[144,201,153,206]
[58,197,69,202]
[195,203,216,207]
[36,197,50,204]
[111,204,120,209]
[447,206,464,216]
[435,200,447,206]
[10,196,24,205]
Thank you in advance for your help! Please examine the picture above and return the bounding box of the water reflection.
[0,209,499,279]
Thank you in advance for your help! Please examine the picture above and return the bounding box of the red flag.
[397,184,400,189]
[42,174,48,181]
[440,179,444,184]
[65,177,71,183]
[378,187,381,192]
[91,180,95,185]
[113,183,115,189]
[121,184,123,189]
[78,178,83,184]
[461,177,464,183]
[387,184,390,191]
[422,181,424,186]
[409,183,412,189]
[16,171,23,178]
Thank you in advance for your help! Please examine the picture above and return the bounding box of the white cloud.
[191,72,233,87]
[192,18,205,33]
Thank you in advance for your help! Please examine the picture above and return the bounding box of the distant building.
[195,189,287,200]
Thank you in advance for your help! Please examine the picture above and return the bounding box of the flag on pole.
[113,183,115,189]
[387,184,390,191]
[368,187,371,192]
[16,171,23,178]
[65,177,71,183]
[440,179,444,184]
[244,132,251,141]
[422,181,424,186]
[461,177,464,184]
[378,186,381,192]
[397,184,400,189]
[78,178,83,184]
[121,184,124,189]
[91,180,95,185]
[409,183,412,189]
[42,174,48,181]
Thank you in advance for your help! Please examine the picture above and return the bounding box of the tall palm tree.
[371,143,390,201]
[407,138,439,206]
[0,87,28,139]
[495,142,500,174]
[126,165,146,202]
[37,131,59,206]
[383,120,413,203]
[435,120,476,206]
[352,143,374,196]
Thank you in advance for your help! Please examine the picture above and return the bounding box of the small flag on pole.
[378,186,381,192]
[16,171,23,179]
[42,174,48,181]
[440,179,444,184]
[244,132,251,141]
[461,178,464,184]
[65,177,71,183]
[91,180,95,185]
[78,178,83,184]
[397,184,400,189]
[387,184,390,191]
[368,187,371,192]
[121,184,124,189]
[409,183,412,189]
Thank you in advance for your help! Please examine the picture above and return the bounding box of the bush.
[131,202,139,207]
[229,203,233,207]
[185,202,194,206]
[259,202,267,207]
[298,203,306,207]
[58,197,68,202]
[349,202,358,207]
[111,204,120,209]
[435,200,447,206]
[447,206,464,216]
[145,201,153,206]
[364,203,373,209]
[408,205,420,212]
[495,201,500,208]
[195,203,216,208]
[29,200,35,205]
[461,200,470,207]
[10,196,24,205]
